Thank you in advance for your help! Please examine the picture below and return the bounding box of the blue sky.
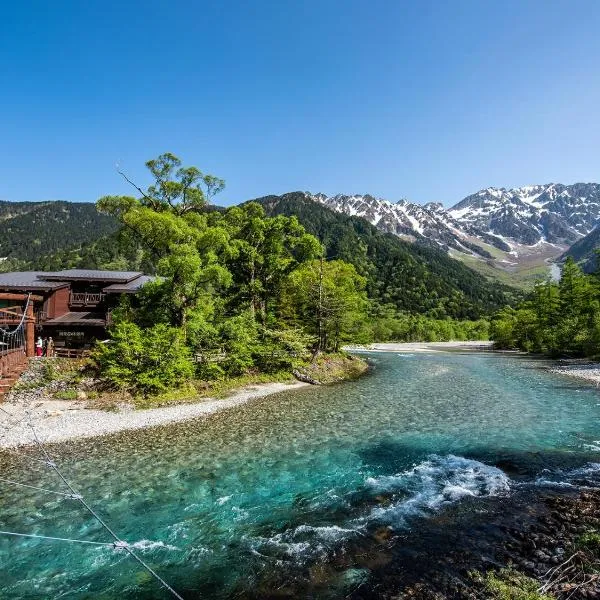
[1,1,599,207]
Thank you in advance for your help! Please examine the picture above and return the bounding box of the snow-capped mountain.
[310,183,600,254]
[310,193,502,259]
[449,183,600,246]
[308,184,600,283]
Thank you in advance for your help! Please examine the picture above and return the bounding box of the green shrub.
[195,360,225,381]
[578,530,600,551]
[472,569,554,600]
[92,321,194,395]
[218,312,259,376]
[54,389,78,400]
[42,361,60,382]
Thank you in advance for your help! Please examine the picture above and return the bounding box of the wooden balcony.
[0,307,46,325]
[69,292,106,307]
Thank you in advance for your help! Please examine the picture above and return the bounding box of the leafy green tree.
[98,156,233,329]
[559,257,590,318]
[492,257,600,357]
[283,259,369,352]
[218,312,260,375]
[90,153,378,388]
[122,152,224,215]
[223,203,322,323]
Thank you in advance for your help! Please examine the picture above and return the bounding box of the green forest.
[491,255,600,356]
[6,154,600,390]
[83,153,518,395]
[1,160,522,362]
[257,192,517,320]
[0,200,118,266]
[91,153,374,394]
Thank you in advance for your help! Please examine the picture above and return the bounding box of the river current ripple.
[1,352,599,598]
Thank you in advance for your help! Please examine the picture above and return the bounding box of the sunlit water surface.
[1,352,600,599]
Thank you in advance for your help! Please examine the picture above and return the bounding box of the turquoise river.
[1,351,600,598]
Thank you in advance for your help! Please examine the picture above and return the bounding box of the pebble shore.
[549,363,600,385]
[0,379,308,449]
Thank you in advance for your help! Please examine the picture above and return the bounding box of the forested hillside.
[1,193,518,321]
[26,230,153,273]
[492,256,600,356]
[256,192,518,319]
[0,200,118,267]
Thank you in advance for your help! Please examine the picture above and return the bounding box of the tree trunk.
[317,255,324,353]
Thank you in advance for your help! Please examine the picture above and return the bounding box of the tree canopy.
[491,256,600,356]
[93,153,369,393]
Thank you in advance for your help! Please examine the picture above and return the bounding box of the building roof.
[0,270,151,294]
[0,271,69,292]
[103,275,155,294]
[43,311,106,326]
[41,270,143,283]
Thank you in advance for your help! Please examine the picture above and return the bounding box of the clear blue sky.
[1,1,599,207]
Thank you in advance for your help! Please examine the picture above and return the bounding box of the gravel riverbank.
[346,341,495,353]
[549,362,600,385]
[0,380,308,449]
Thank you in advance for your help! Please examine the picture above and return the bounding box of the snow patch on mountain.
[308,193,507,259]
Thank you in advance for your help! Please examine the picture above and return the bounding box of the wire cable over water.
[0,476,82,498]
[0,530,116,546]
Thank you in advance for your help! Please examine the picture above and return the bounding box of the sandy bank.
[0,381,309,449]
[346,341,495,353]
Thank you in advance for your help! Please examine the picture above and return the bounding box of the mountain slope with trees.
[2,192,519,321]
[491,256,600,356]
[561,226,600,273]
[255,192,518,320]
[0,200,118,267]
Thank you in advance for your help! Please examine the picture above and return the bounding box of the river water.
[1,352,600,599]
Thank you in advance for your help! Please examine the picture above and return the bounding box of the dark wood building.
[0,270,153,350]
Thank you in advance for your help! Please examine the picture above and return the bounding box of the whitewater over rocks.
[251,455,512,563]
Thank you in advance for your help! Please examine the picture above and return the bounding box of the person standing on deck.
[46,337,54,358]
[35,336,43,357]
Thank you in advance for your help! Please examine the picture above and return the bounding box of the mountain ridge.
[304,183,600,285]
[3,182,600,287]
[255,192,517,319]
[0,200,119,264]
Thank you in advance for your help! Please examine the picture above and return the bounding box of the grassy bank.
[9,354,369,412]
[292,352,369,385]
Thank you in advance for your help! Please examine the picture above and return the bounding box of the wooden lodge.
[0,269,153,353]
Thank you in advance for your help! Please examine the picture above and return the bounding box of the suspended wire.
[0,412,29,436]
[0,476,82,499]
[0,530,115,547]
[0,446,54,467]
[0,293,31,336]
[0,295,28,404]
[1,296,185,599]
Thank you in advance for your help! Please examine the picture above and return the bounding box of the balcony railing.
[70,292,106,307]
[0,309,47,324]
